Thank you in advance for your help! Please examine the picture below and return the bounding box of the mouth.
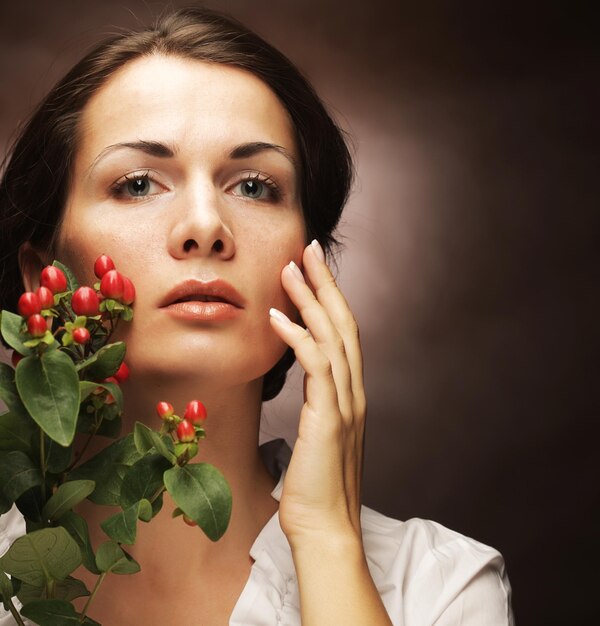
[172,294,232,304]
[160,279,245,310]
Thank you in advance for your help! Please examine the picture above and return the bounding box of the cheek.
[55,208,159,286]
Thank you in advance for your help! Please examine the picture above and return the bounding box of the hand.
[269,240,366,548]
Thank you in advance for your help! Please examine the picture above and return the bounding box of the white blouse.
[0,444,513,625]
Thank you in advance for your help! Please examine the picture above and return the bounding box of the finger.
[269,307,342,433]
[302,241,366,419]
[281,261,353,421]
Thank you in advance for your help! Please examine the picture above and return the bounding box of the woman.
[0,7,513,625]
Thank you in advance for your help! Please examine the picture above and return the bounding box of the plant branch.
[4,595,26,626]
[66,410,102,473]
[39,427,47,509]
[79,572,106,623]
[149,484,166,505]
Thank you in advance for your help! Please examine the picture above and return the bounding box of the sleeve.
[0,506,29,626]
[360,511,514,626]
[401,523,514,626]
[433,558,514,625]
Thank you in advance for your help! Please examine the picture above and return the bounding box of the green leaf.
[79,381,99,402]
[0,569,14,609]
[17,576,90,604]
[163,463,232,541]
[43,480,95,522]
[100,499,152,544]
[134,422,176,462]
[0,450,42,502]
[0,411,35,453]
[21,599,100,625]
[96,414,122,438]
[16,487,45,523]
[0,362,31,420]
[120,453,170,509]
[0,527,82,586]
[68,434,142,505]
[16,349,80,446]
[58,511,99,574]
[76,342,125,379]
[43,436,73,474]
[0,310,32,356]
[95,541,140,574]
[120,306,133,322]
[53,260,79,292]
[96,380,123,412]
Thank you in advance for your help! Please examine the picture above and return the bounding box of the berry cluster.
[157,399,207,442]
[159,399,209,527]
[15,255,135,356]
[17,266,69,343]
[94,255,136,306]
[157,399,208,521]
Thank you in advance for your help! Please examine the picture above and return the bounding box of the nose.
[167,181,235,260]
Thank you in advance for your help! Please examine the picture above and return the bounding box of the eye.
[111,171,164,200]
[240,179,264,198]
[231,173,280,202]
[126,177,151,196]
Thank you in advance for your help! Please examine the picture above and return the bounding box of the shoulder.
[360,507,514,626]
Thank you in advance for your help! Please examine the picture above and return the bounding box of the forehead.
[76,54,298,165]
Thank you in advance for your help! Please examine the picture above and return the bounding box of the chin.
[122,332,288,389]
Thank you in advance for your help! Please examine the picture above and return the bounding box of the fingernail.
[288,261,305,282]
[310,239,325,263]
[269,307,292,325]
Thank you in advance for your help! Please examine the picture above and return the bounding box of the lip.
[159,278,245,322]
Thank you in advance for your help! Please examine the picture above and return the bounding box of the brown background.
[0,1,597,624]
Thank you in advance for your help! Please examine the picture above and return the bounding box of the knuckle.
[317,355,333,377]
[354,394,367,419]
[342,315,359,338]
[332,334,346,356]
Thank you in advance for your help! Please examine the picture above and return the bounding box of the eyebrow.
[87,139,298,176]
[228,142,298,170]
[87,140,176,176]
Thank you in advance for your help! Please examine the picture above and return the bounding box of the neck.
[76,372,280,567]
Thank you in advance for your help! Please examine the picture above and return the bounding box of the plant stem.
[79,572,106,623]
[149,484,166,505]
[5,596,26,626]
[39,428,47,507]
[66,410,101,472]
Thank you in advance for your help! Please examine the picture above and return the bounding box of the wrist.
[288,525,365,565]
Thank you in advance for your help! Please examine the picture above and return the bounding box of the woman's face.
[54,54,305,387]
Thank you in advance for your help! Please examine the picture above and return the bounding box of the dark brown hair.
[0,7,353,400]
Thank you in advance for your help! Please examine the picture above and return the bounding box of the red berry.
[104,376,119,386]
[36,286,54,309]
[18,292,41,318]
[94,254,116,279]
[27,314,47,337]
[40,266,67,294]
[176,419,195,443]
[184,400,207,424]
[114,361,130,383]
[71,286,100,316]
[72,327,91,344]
[121,277,136,305]
[11,351,23,368]
[182,514,197,527]
[100,270,124,299]
[156,401,174,419]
